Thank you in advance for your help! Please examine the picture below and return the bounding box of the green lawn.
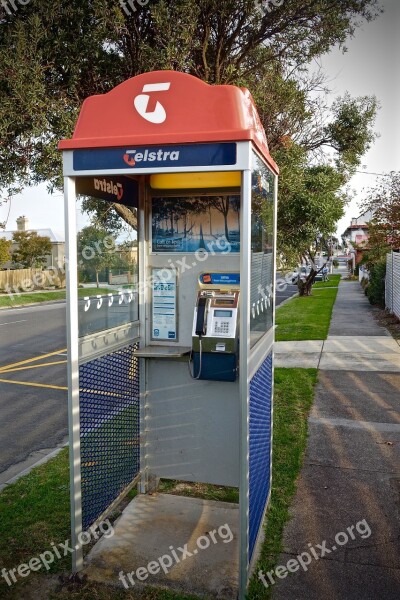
[276,281,340,341]
[0,368,317,600]
[0,288,117,308]
[312,274,341,288]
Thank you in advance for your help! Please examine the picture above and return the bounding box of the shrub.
[366,262,386,307]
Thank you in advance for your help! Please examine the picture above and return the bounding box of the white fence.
[359,265,369,282]
[385,252,400,319]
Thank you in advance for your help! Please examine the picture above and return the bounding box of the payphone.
[190,289,240,382]
[61,70,278,599]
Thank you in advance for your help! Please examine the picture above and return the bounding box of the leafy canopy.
[11,231,52,268]
[359,171,400,267]
[77,226,117,287]
[0,238,12,267]
[0,0,381,261]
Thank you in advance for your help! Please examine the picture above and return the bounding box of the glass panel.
[250,152,275,348]
[76,191,138,338]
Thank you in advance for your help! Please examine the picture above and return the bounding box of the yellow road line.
[0,349,67,373]
[0,378,67,391]
[0,360,67,374]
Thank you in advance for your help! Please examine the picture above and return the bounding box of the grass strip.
[276,285,339,341]
[312,274,341,288]
[247,368,318,599]
[0,368,317,600]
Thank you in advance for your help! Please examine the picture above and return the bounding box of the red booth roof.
[59,71,278,174]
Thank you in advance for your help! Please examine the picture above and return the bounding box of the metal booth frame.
[60,70,279,599]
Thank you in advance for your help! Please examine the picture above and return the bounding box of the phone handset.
[195,296,208,337]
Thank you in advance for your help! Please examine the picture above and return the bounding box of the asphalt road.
[0,303,67,474]
[275,272,298,306]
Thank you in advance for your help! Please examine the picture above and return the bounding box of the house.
[341,210,373,264]
[0,216,65,269]
[341,210,373,247]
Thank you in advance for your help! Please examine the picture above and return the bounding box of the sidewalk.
[272,281,400,599]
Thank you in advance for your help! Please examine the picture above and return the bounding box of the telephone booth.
[59,70,278,599]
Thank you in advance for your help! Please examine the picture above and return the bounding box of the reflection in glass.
[250,152,275,348]
[76,196,138,338]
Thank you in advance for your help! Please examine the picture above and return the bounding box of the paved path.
[272,281,400,600]
[275,282,400,371]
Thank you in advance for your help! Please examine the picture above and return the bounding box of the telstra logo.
[123,148,181,167]
[94,178,123,200]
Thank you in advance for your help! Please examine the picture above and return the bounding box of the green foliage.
[362,171,400,253]
[11,231,52,268]
[276,143,346,261]
[365,261,386,307]
[0,237,12,267]
[325,93,378,173]
[0,0,380,258]
[77,226,117,287]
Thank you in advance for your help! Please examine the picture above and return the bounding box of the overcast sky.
[1,0,399,238]
[318,0,400,236]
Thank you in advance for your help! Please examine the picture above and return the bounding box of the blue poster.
[151,196,240,254]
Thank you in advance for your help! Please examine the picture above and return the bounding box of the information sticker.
[151,269,177,341]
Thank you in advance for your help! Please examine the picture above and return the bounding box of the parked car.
[291,266,310,283]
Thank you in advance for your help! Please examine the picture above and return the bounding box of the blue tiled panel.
[249,352,273,560]
[79,344,140,530]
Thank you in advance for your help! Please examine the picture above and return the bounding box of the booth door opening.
[75,186,141,531]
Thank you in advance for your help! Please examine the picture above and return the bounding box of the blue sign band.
[200,273,240,285]
[76,176,138,207]
[73,143,237,171]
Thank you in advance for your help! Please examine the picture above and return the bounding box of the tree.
[77,226,117,287]
[356,172,400,307]
[0,0,380,258]
[361,172,400,262]
[0,238,12,268]
[11,231,52,268]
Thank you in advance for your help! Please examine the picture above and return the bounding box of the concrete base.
[84,493,239,599]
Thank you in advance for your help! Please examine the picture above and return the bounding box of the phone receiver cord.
[188,337,203,380]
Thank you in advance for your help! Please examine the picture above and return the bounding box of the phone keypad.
[213,321,230,335]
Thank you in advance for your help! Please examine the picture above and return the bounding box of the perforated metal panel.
[79,344,140,530]
[249,352,273,560]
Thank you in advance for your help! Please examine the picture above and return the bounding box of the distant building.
[341,210,374,265]
[0,216,65,269]
[341,210,374,247]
